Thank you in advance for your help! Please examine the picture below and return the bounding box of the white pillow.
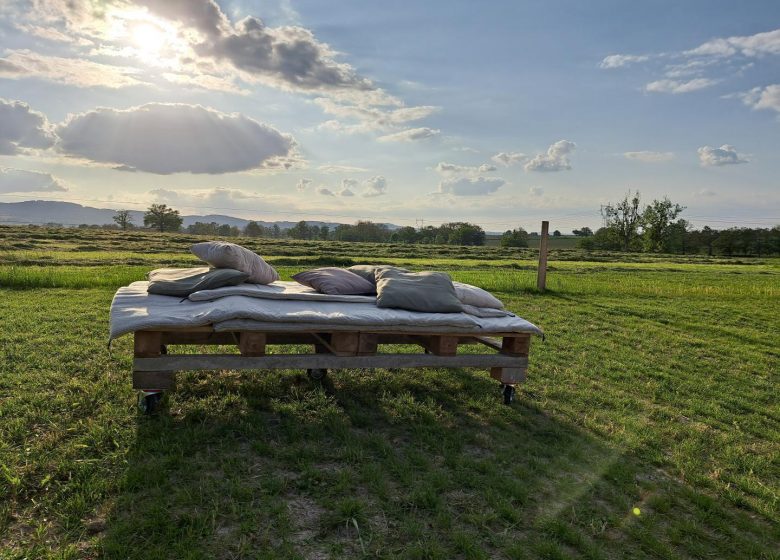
[191,241,279,285]
[453,281,504,309]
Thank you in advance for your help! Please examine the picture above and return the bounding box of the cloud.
[695,188,717,197]
[377,127,440,142]
[56,103,296,174]
[0,167,67,193]
[0,98,55,154]
[686,28,780,58]
[0,49,145,89]
[437,176,505,196]
[524,140,576,172]
[529,186,543,196]
[435,162,496,177]
[313,98,439,132]
[645,78,718,94]
[316,186,335,196]
[697,145,749,166]
[338,188,355,197]
[599,54,650,69]
[738,84,780,114]
[296,178,312,191]
[491,151,527,166]
[362,176,387,197]
[317,164,369,173]
[624,151,675,162]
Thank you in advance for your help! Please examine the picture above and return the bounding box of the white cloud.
[491,151,527,166]
[434,162,496,177]
[56,103,297,174]
[697,145,749,166]
[338,188,354,197]
[314,98,439,132]
[645,78,718,94]
[316,186,335,196]
[686,28,780,58]
[437,176,505,196]
[524,140,576,172]
[695,188,717,197]
[623,151,675,162]
[377,127,440,142]
[317,164,369,173]
[738,84,780,114]
[0,98,56,154]
[529,186,543,196]
[362,176,387,197]
[0,167,67,193]
[599,54,650,69]
[296,178,312,191]
[0,49,145,89]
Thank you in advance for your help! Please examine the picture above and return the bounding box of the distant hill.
[0,200,397,231]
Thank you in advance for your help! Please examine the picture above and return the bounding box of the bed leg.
[490,367,526,406]
[138,390,164,414]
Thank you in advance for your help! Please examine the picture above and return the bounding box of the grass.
[0,226,778,559]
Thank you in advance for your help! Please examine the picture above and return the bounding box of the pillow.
[453,281,504,310]
[347,265,408,285]
[147,267,249,297]
[191,241,279,284]
[292,267,376,295]
[375,269,463,313]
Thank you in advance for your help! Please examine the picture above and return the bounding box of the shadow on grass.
[99,367,777,560]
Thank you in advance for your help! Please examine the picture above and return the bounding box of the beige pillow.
[375,269,463,313]
[453,281,504,309]
[191,241,279,284]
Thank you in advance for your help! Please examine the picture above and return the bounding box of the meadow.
[0,226,777,559]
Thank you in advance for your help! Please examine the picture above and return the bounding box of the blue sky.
[0,0,778,231]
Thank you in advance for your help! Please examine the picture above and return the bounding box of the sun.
[131,22,166,55]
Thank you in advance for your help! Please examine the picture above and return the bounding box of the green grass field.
[0,227,778,559]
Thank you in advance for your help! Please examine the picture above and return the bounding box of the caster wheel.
[502,384,516,406]
[307,368,327,381]
[160,344,168,355]
[138,392,163,414]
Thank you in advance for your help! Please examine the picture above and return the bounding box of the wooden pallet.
[132,328,532,390]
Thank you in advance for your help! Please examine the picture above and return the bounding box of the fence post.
[537,221,549,292]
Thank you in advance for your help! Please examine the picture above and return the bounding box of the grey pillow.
[147,267,249,297]
[292,267,376,295]
[375,270,463,313]
[347,265,409,284]
[191,241,279,284]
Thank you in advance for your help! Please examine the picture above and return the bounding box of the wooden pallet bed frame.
[132,328,533,409]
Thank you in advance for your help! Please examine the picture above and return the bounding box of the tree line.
[575,192,779,256]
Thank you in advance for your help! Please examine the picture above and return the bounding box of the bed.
[110,281,543,411]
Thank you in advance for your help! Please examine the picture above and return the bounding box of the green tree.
[244,221,265,238]
[319,225,330,240]
[288,220,310,240]
[573,227,593,236]
[395,226,418,243]
[112,209,134,230]
[602,191,642,251]
[500,228,529,247]
[641,197,686,252]
[143,204,182,232]
[553,229,561,237]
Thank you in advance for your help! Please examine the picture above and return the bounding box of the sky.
[0,0,778,232]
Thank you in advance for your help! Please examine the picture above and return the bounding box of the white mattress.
[109,281,543,340]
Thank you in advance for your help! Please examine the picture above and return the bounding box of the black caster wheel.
[502,384,516,405]
[160,344,168,355]
[307,368,327,381]
[138,392,163,414]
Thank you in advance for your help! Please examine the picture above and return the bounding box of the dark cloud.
[0,98,55,154]
[55,103,295,174]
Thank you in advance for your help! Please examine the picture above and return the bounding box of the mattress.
[109,281,543,340]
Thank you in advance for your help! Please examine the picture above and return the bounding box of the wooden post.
[537,220,549,292]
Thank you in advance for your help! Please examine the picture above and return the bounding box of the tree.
[113,210,134,230]
[500,228,529,247]
[641,197,685,252]
[143,204,182,232]
[394,226,418,244]
[553,230,561,237]
[288,220,310,240]
[244,221,265,238]
[602,191,642,251]
[572,227,593,236]
[319,225,330,240]
[272,224,281,239]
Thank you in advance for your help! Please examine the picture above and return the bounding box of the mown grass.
[0,227,778,559]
